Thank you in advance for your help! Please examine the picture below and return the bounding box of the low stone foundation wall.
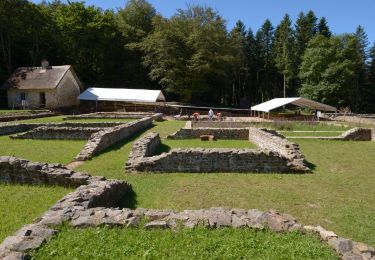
[126,148,293,173]
[167,128,249,140]
[10,126,106,140]
[0,112,56,122]
[127,132,161,162]
[0,122,123,136]
[126,130,309,173]
[76,117,154,161]
[335,115,375,125]
[248,127,307,171]
[0,156,132,259]
[64,112,163,121]
[1,156,98,187]
[340,127,373,141]
[0,157,373,259]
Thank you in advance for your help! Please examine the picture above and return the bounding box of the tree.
[318,17,331,37]
[274,14,297,97]
[229,20,249,105]
[117,0,157,88]
[353,25,371,111]
[299,35,356,108]
[48,2,124,84]
[142,5,232,103]
[255,19,277,101]
[295,11,318,60]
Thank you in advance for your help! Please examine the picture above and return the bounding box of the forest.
[1,0,375,112]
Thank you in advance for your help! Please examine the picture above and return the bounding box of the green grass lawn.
[76,120,375,246]
[0,136,86,164]
[2,119,375,247]
[0,184,71,241]
[253,121,351,131]
[156,139,257,154]
[32,227,337,260]
[13,115,135,123]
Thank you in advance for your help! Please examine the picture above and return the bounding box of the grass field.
[0,184,71,241]
[75,121,375,246]
[0,136,86,164]
[155,139,257,154]
[32,227,337,260]
[2,119,375,249]
[253,121,351,131]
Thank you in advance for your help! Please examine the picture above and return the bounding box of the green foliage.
[141,5,232,103]
[274,14,297,96]
[299,35,357,107]
[255,19,278,101]
[32,226,337,259]
[318,17,332,38]
[1,1,375,111]
[0,183,71,241]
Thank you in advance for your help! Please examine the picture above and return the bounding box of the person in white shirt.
[208,109,214,121]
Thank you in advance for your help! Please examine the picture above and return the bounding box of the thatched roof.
[2,65,82,90]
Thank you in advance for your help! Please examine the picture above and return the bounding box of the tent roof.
[78,88,165,103]
[251,97,337,112]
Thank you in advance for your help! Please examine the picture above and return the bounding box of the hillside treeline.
[1,0,375,111]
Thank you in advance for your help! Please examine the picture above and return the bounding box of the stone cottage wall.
[75,117,154,161]
[167,128,249,140]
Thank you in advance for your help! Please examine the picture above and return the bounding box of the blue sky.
[32,0,375,44]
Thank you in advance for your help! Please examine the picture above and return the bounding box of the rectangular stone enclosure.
[125,127,310,173]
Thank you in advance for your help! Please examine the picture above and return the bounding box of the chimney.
[41,59,49,69]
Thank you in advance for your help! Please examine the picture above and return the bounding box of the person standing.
[208,109,214,121]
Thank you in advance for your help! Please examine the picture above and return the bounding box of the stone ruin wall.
[0,111,56,122]
[127,132,161,162]
[0,156,131,259]
[1,156,374,259]
[126,131,308,173]
[76,116,154,161]
[0,122,123,136]
[10,126,106,140]
[340,127,373,141]
[334,115,375,126]
[248,127,307,171]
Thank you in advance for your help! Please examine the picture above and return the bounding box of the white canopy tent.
[78,87,165,103]
[251,97,337,113]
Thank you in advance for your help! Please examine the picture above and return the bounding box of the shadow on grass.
[154,143,171,155]
[89,124,156,158]
[304,159,316,171]
[118,188,137,209]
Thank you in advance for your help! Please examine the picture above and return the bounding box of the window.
[20,92,26,101]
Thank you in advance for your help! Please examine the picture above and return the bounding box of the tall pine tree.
[318,17,331,37]
[274,14,297,97]
[354,25,370,112]
[255,19,276,101]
